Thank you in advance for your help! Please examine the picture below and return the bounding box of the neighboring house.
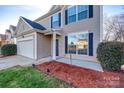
[16,5,103,62]
[5,25,16,44]
[5,29,11,44]
[0,34,6,46]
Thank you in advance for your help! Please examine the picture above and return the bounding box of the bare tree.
[104,14,124,42]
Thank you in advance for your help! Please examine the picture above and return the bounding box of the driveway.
[0,55,37,70]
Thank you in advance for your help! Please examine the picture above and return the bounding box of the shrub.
[97,42,124,71]
[1,44,17,56]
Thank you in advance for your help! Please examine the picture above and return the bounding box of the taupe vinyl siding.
[37,33,51,59]
[35,5,101,62]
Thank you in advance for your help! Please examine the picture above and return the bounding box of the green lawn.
[0,66,71,88]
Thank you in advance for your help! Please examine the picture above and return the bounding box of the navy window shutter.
[51,16,53,28]
[65,10,68,25]
[65,36,68,54]
[89,5,93,18]
[89,33,93,56]
[59,13,61,27]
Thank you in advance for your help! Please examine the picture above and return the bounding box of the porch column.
[52,31,56,60]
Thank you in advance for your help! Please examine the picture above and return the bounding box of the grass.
[0,66,71,88]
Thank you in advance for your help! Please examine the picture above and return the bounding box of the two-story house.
[16,5,103,63]
[5,25,16,44]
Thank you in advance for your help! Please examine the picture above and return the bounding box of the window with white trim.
[51,13,60,28]
[77,5,88,20]
[68,32,88,55]
[66,5,89,24]
[67,6,76,24]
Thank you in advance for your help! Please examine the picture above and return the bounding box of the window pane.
[77,5,88,21]
[68,35,77,54]
[67,6,76,24]
[77,33,88,55]
[78,10,88,20]
[77,5,88,13]
[52,21,59,28]
[52,13,60,28]
[53,14,59,21]
[68,15,76,23]
[68,6,76,16]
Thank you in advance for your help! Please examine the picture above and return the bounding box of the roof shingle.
[21,16,46,31]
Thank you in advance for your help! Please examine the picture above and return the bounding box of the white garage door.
[17,39,34,59]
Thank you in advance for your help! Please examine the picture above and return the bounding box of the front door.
[56,39,59,56]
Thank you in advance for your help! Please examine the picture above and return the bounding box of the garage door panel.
[17,39,34,59]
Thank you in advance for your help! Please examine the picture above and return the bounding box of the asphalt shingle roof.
[21,16,46,30]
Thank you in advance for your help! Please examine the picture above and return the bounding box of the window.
[68,35,77,54]
[67,6,76,24]
[51,13,60,28]
[67,33,88,55]
[77,5,88,20]
[65,5,90,24]
[77,33,88,54]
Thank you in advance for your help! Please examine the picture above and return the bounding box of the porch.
[40,29,103,72]
[43,28,62,60]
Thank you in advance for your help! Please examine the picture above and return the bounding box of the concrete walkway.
[56,57,103,72]
[0,55,103,72]
[0,55,36,70]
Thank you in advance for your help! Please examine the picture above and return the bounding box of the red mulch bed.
[36,61,124,88]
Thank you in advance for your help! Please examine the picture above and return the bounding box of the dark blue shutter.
[89,5,93,18]
[59,13,61,27]
[51,16,53,28]
[89,33,93,56]
[65,36,68,54]
[65,10,68,25]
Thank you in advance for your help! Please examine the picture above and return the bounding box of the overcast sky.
[0,5,124,34]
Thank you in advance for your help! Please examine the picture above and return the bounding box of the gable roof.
[21,16,46,30]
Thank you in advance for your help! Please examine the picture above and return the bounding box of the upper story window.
[77,5,88,20]
[67,6,76,23]
[65,5,93,25]
[51,13,61,28]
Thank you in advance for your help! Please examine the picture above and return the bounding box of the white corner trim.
[100,5,103,42]
[52,32,56,60]
[34,32,37,60]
